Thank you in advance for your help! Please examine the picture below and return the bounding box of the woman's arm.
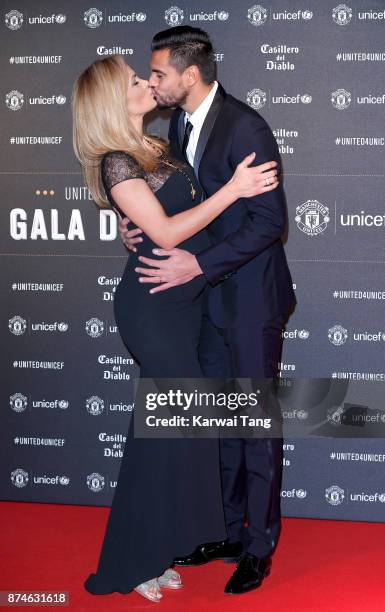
[111,153,278,250]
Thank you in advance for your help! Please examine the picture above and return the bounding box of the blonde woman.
[72,55,278,603]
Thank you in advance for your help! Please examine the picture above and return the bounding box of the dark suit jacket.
[168,83,296,328]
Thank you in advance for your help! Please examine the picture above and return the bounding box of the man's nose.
[148,74,156,87]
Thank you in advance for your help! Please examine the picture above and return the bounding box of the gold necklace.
[143,137,196,201]
[159,154,197,201]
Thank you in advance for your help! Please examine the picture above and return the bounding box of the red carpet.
[1,501,384,611]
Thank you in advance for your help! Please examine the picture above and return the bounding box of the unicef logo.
[379,493,385,503]
[302,11,313,20]
[55,14,66,24]
[10,393,28,413]
[332,4,353,25]
[58,400,69,409]
[331,88,352,110]
[164,6,184,26]
[136,12,147,22]
[301,94,312,104]
[84,8,103,28]
[296,489,307,499]
[58,322,68,332]
[5,9,23,30]
[247,5,268,26]
[55,95,66,105]
[327,406,344,425]
[9,315,27,335]
[85,318,104,338]
[86,396,105,415]
[295,200,330,236]
[297,409,308,420]
[325,485,345,505]
[246,88,267,110]
[298,330,310,339]
[59,476,70,485]
[328,325,348,346]
[5,90,24,111]
[87,472,105,492]
[217,11,229,21]
[11,468,29,488]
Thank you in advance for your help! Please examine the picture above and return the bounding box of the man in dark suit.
[120,26,296,595]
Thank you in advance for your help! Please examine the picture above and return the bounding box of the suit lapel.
[193,83,226,177]
[177,111,185,150]
[173,85,226,178]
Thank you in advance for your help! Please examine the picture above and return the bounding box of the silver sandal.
[158,568,183,590]
[134,577,163,602]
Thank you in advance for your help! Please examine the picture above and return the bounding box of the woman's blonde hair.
[72,54,168,208]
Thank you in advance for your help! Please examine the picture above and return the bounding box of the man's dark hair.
[151,26,216,84]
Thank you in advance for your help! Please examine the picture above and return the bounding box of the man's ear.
[184,65,200,86]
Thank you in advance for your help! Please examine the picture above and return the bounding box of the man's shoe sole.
[173,560,208,567]
[174,554,243,566]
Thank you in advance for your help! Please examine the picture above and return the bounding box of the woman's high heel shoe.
[134,578,163,602]
[158,568,183,590]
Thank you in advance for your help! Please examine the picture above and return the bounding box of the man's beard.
[154,89,188,110]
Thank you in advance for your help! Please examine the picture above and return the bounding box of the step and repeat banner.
[1,0,385,520]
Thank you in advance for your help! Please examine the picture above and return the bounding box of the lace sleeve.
[101,151,145,193]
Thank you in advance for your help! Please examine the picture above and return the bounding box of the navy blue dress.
[84,151,226,595]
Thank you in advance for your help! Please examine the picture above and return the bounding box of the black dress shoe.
[224,553,271,594]
[173,539,243,566]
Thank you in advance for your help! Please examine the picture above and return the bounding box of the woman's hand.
[229,152,279,198]
[119,216,143,252]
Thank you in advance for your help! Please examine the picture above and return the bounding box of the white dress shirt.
[184,81,218,166]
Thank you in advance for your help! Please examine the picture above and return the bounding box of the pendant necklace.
[143,137,196,201]
[159,154,197,201]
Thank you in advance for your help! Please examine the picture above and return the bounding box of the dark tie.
[181,120,193,162]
